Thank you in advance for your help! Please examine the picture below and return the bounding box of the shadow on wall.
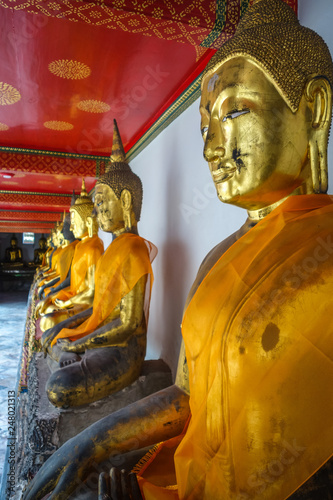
[159,159,189,375]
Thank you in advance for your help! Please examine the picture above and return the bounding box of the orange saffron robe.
[138,195,333,500]
[49,234,104,304]
[52,233,157,345]
[43,240,78,296]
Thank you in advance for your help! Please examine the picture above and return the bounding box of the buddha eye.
[222,109,250,122]
[201,126,208,137]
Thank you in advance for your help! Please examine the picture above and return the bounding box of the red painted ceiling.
[0,0,297,234]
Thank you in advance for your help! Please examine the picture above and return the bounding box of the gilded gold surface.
[200,56,331,211]
[23,2,333,499]
[39,121,153,410]
[37,181,97,326]
[203,0,333,112]
[0,82,21,105]
[43,121,73,131]
[77,99,110,113]
[48,59,91,80]
[0,122,9,131]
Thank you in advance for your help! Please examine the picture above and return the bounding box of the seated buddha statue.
[36,214,78,300]
[34,225,61,285]
[3,235,23,267]
[32,234,47,266]
[34,233,56,278]
[36,179,104,335]
[22,1,333,499]
[39,120,157,409]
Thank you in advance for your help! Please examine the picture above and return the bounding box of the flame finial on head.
[107,119,126,169]
[96,120,143,222]
[71,189,76,207]
[70,178,94,222]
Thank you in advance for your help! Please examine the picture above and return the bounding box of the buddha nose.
[203,121,225,163]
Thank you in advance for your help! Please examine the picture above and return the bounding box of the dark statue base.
[15,353,172,498]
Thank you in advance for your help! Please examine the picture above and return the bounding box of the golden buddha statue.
[23,1,333,499]
[35,233,56,276]
[3,234,23,267]
[28,234,47,268]
[36,179,104,335]
[39,120,157,409]
[34,224,61,286]
[34,234,47,265]
[36,214,78,300]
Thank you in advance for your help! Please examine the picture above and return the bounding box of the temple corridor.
[0,290,28,484]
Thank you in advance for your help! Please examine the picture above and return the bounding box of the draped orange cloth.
[49,234,104,303]
[41,246,52,267]
[51,233,157,345]
[138,195,333,500]
[43,240,78,296]
[38,246,62,288]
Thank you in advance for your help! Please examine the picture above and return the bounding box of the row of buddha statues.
[1,234,48,268]
[21,1,333,498]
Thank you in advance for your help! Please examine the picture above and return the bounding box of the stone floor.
[0,290,29,485]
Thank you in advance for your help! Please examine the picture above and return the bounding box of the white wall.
[99,0,333,377]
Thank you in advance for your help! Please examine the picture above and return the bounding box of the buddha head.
[52,224,60,247]
[200,0,333,212]
[10,235,18,248]
[39,234,47,250]
[94,120,143,235]
[70,179,94,239]
[57,213,75,246]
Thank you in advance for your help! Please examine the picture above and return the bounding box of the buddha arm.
[47,275,70,295]
[41,307,93,354]
[56,264,96,309]
[22,384,190,500]
[62,275,146,353]
[38,277,60,300]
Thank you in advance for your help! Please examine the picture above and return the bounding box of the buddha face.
[94,184,124,234]
[70,209,87,239]
[11,238,17,248]
[52,229,59,247]
[200,57,310,210]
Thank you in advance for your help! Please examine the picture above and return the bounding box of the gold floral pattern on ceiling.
[0,122,9,131]
[48,60,91,80]
[44,120,74,131]
[0,0,214,47]
[77,100,111,113]
[0,83,21,105]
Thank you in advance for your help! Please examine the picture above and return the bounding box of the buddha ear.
[120,189,133,230]
[305,76,332,193]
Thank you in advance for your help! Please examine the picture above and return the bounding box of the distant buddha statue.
[29,234,47,267]
[36,179,104,335]
[34,225,61,285]
[39,235,54,269]
[39,120,157,409]
[36,214,78,300]
[3,235,23,266]
[23,1,333,499]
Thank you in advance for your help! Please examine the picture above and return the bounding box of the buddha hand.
[99,468,143,500]
[41,325,62,354]
[22,429,97,500]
